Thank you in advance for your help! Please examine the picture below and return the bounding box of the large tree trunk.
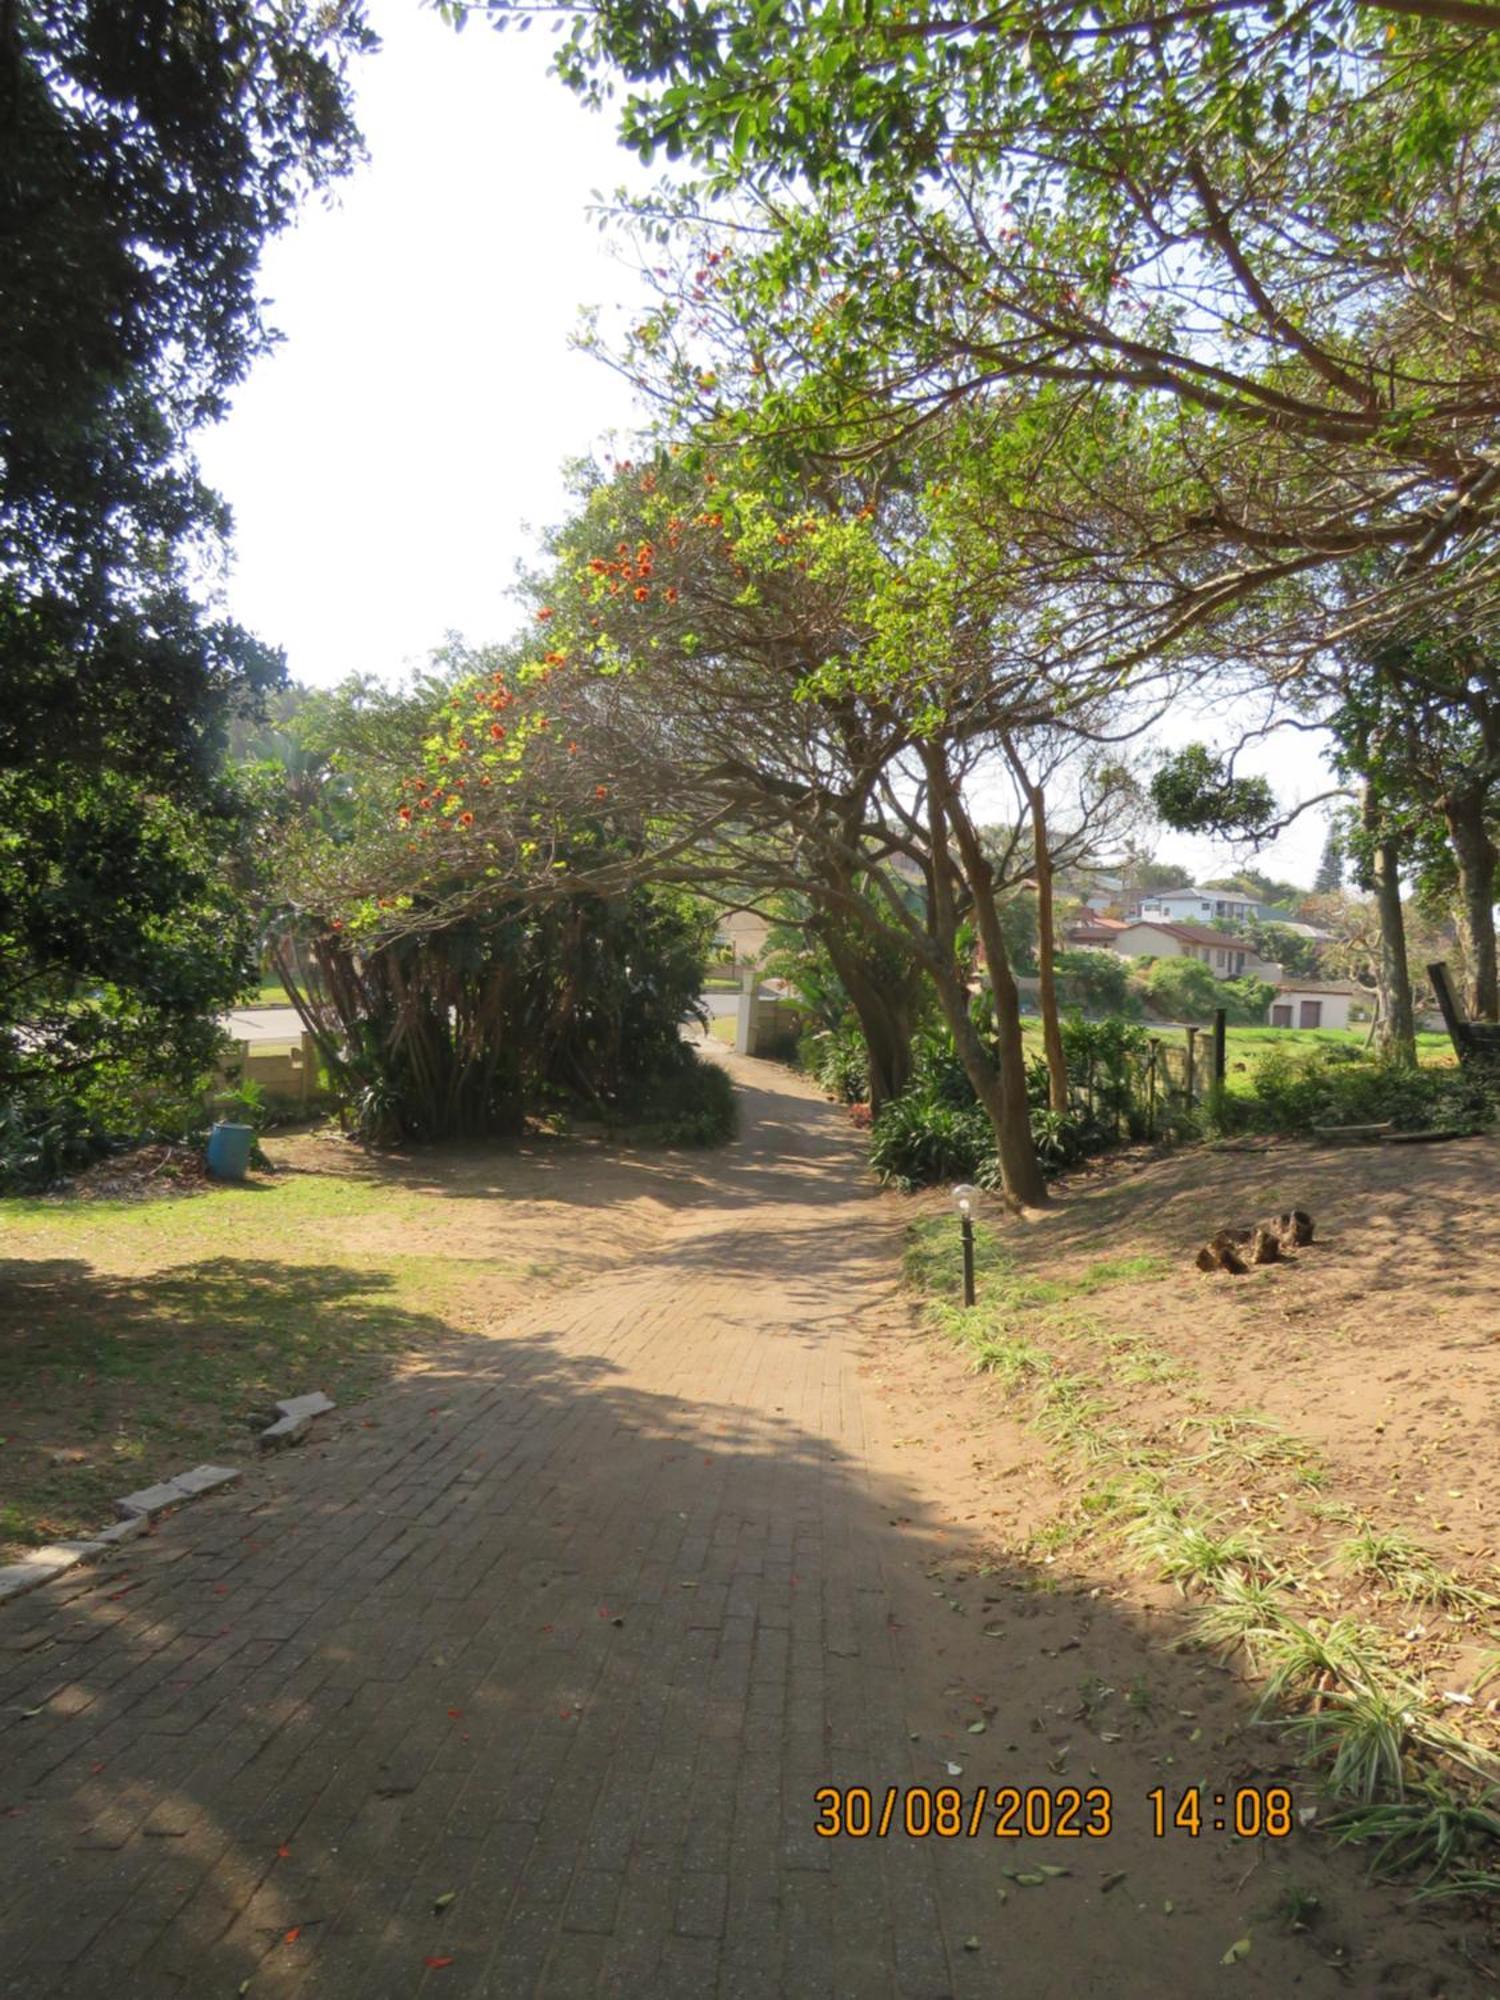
[926,748,1049,1209]
[1004,741,1068,1114]
[1444,787,1499,1022]
[1364,786,1417,1064]
[822,929,918,1116]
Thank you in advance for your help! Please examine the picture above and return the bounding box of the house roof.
[1141,885,1254,902]
[1116,920,1256,952]
[1067,914,1126,933]
[1272,978,1359,996]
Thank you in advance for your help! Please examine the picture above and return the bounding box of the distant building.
[1062,914,1128,949]
[1134,885,1260,927]
[715,906,770,968]
[1267,980,1357,1031]
[1112,920,1281,980]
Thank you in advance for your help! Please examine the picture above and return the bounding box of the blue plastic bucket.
[206,1121,254,1181]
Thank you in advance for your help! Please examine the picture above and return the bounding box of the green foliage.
[613,1045,737,1145]
[1139,956,1271,1025]
[869,1018,1143,1188]
[799,1023,870,1104]
[867,1091,1000,1193]
[1053,947,1135,1017]
[1151,747,1276,840]
[1,2,369,1177]
[1242,1045,1497,1137]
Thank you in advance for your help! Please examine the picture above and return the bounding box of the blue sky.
[196,0,1339,890]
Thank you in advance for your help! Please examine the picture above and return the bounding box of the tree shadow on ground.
[0,1287,1473,1996]
[0,1258,461,1557]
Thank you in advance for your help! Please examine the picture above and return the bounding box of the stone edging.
[0,1389,336,1609]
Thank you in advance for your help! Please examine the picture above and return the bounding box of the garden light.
[951,1183,977,1306]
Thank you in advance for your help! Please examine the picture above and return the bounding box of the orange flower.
[633,585,650,601]
[664,586,679,603]
[594,785,608,800]
[490,723,506,741]
[398,805,412,822]
[544,651,567,665]
[568,740,580,755]
[459,810,474,827]
[535,606,554,622]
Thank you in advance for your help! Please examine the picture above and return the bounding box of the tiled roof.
[1118,920,1256,951]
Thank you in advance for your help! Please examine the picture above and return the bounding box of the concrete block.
[274,1392,336,1423]
[0,1555,73,1604]
[168,1464,240,1499]
[91,1516,148,1549]
[257,1413,311,1452]
[115,1481,188,1521]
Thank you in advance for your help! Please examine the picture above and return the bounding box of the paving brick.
[0,1053,1088,1997]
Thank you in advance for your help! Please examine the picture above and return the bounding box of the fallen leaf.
[945,1762,963,1777]
[967,1721,987,1735]
[283,1927,302,1944]
[433,1892,456,1914]
[1037,1864,1069,1878]
[1221,1937,1252,1965]
[447,1708,463,1719]
[277,1844,291,1859]
[962,1936,981,1952]
[1101,1871,1127,1893]
[425,1956,455,1970]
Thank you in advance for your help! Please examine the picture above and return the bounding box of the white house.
[1135,885,1260,927]
[1267,980,1357,1031]
[1112,920,1281,980]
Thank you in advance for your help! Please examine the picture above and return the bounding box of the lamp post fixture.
[952,1183,977,1307]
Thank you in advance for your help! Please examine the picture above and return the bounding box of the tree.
[537,0,1500,662]
[1314,824,1345,896]
[266,673,719,1143]
[1,1,371,1118]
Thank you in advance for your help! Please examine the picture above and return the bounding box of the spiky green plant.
[1285,1685,1415,1804]
[1128,1511,1263,1592]
[1256,1617,1384,1715]
[1192,1568,1292,1671]
[1327,1780,1500,1893]
[1336,1525,1495,1609]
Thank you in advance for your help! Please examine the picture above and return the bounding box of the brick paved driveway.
[0,1051,1454,1998]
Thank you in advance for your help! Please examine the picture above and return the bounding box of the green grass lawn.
[1017,1017,1453,1094]
[0,1140,558,1558]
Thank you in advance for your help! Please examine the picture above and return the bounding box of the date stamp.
[813,1784,1294,1841]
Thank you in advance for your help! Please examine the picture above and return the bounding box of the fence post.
[1212,1009,1227,1088]
[1147,1037,1159,1139]
[1184,1024,1198,1106]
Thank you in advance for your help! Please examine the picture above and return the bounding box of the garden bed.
[888,1132,1500,1901]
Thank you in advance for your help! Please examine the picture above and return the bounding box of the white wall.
[1267,989,1353,1031]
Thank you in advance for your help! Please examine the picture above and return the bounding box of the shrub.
[868,1092,1000,1191]
[867,1021,1114,1189]
[619,1049,737,1146]
[1054,947,1137,1017]
[800,1023,870,1103]
[1243,1047,1496,1136]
